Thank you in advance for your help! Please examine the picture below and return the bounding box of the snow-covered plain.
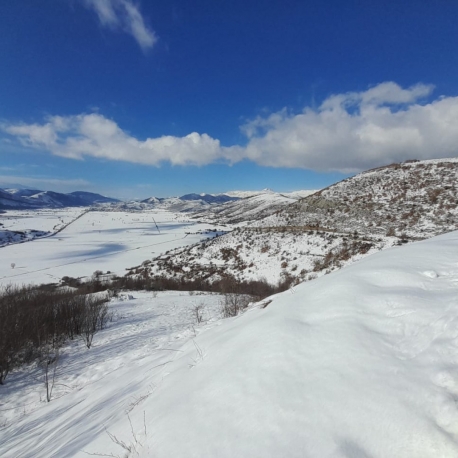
[0,208,85,247]
[2,231,458,456]
[0,208,83,233]
[0,209,229,286]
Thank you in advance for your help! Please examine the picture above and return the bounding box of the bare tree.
[39,347,59,402]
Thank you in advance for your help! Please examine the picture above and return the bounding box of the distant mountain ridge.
[180,193,239,204]
[0,189,119,210]
[112,190,315,219]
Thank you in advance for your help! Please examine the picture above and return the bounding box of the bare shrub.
[81,297,109,349]
[220,293,251,318]
[193,303,205,324]
[0,284,110,384]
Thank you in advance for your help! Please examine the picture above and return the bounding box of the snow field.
[2,208,458,456]
[0,209,231,286]
[3,232,458,456]
[0,208,84,247]
[0,208,83,233]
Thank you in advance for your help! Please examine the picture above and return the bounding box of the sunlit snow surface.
[0,209,227,286]
[2,232,458,456]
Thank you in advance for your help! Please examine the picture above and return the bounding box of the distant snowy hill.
[118,189,315,219]
[190,189,317,224]
[180,193,239,204]
[224,188,316,200]
[0,188,119,210]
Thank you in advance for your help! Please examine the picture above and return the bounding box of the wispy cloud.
[4,82,458,172]
[83,0,157,51]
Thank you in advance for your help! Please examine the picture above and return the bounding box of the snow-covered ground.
[0,291,229,457]
[0,209,230,286]
[0,208,83,233]
[2,231,458,456]
[0,208,85,247]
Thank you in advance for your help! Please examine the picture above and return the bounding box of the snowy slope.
[2,232,458,457]
[141,231,458,457]
[150,158,458,286]
[145,227,390,285]
[259,158,458,239]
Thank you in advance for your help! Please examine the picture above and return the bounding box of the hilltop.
[258,158,458,239]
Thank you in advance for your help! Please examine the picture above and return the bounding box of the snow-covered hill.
[0,188,119,210]
[226,188,316,199]
[145,159,458,285]
[259,158,458,239]
[190,189,317,224]
[118,189,316,222]
[2,232,458,457]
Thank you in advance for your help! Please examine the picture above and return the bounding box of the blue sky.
[1,0,458,199]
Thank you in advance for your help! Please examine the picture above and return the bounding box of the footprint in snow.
[422,270,438,278]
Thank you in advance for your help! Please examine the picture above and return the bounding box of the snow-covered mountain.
[180,193,239,204]
[0,188,119,210]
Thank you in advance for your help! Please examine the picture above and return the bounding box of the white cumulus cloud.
[4,82,458,172]
[83,0,157,51]
[2,113,238,166]
[241,82,458,172]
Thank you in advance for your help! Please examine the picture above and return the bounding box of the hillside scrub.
[0,284,109,385]
[0,272,286,385]
[258,159,458,239]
